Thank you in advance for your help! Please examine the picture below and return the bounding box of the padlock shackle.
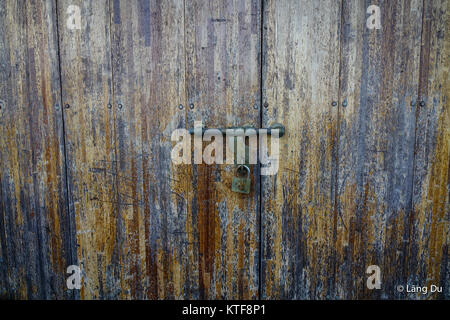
[236,164,250,177]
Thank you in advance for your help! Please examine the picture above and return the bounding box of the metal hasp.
[189,123,285,137]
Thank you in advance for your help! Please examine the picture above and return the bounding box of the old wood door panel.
[110,0,187,299]
[262,0,448,300]
[0,0,71,299]
[338,0,425,299]
[185,0,261,299]
[110,0,261,299]
[57,0,117,299]
[261,0,341,298]
[413,0,449,298]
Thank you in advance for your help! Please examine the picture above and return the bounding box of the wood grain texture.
[184,0,261,299]
[261,0,341,299]
[0,0,448,300]
[337,0,424,299]
[0,0,72,299]
[262,0,448,300]
[57,0,116,299]
[110,0,261,299]
[110,0,187,299]
[412,0,449,299]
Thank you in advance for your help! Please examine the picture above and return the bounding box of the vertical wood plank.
[0,0,72,299]
[57,0,116,299]
[338,0,424,298]
[110,0,187,299]
[413,0,449,300]
[185,0,261,299]
[338,0,430,299]
[261,0,342,299]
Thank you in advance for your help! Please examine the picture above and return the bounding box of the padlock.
[231,165,251,194]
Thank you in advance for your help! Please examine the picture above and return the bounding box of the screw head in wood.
[264,102,269,108]
[178,104,183,110]
[332,101,337,107]
[65,104,70,109]
[118,103,123,109]
[253,104,258,109]
[420,100,426,107]
[189,103,194,110]
[107,103,112,109]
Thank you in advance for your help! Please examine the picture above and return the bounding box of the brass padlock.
[231,165,251,194]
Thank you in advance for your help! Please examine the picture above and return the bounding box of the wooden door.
[56,0,261,299]
[0,0,448,300]
[261,0,448,299]
[109,0,261,299]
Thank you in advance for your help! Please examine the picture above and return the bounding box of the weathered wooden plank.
[57,0,116,299]
[412,0,449,299]
[261,0,342,299]
[337,0,425,299]
[185,0,261,299]
[0,0,72,299]
[110,0,187,299]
